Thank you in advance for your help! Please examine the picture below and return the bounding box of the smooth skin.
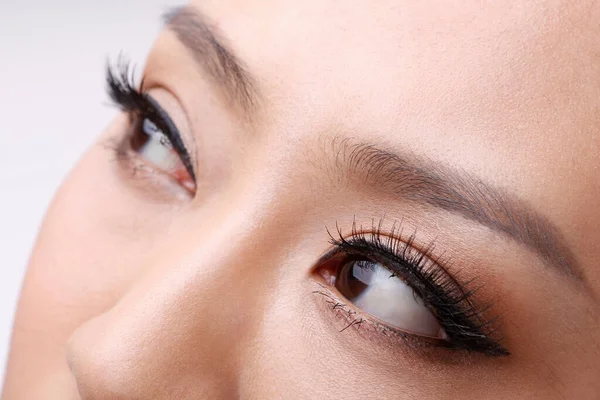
[3,0,600,398]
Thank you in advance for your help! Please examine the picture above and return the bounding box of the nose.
[66,211,274,399]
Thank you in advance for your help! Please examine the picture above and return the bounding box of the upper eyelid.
[143,93,197,182]
[332,231,467,311]
[142,75,207,179]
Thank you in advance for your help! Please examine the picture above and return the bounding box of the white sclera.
[350,262,442,337]
[138,119,180,172]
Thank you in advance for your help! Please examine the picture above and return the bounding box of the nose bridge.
[67,201,279,399]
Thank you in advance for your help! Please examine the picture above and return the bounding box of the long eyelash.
[106,58,147,113]
[327,218,510,356]
[105,58,196,182]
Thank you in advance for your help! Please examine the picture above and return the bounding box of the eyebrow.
[330,138,583,281]
[162,7,582,283]
[163,6,258,113]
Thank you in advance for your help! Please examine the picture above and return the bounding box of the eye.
[130,115,195,193]
[106,61,197,195]
[316,223,510,356]
[335,258,446,339]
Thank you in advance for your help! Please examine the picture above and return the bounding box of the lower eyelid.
[135,129,193,187]
[311,283,447,353]
[107,126,194,201]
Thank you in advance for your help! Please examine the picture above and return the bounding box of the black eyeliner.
[105,60,196,182]
[144,95,196,182]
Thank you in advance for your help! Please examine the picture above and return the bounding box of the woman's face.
[4,0,600,398]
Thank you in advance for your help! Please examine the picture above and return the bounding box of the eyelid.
[314,221,510,357]
[106,60,200,199]
[312,283,447,350]
[143,88,197,182]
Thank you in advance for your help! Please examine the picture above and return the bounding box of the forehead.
[182,0,600,273]
[192,0,600,141]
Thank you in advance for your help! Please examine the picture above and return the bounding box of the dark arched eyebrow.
[163,6,258,113]
[331,138,583,281]
[161,6,583,284]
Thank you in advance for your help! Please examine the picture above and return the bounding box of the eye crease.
[314,220,510,357]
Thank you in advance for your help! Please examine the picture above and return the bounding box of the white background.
[0,1,181,390]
